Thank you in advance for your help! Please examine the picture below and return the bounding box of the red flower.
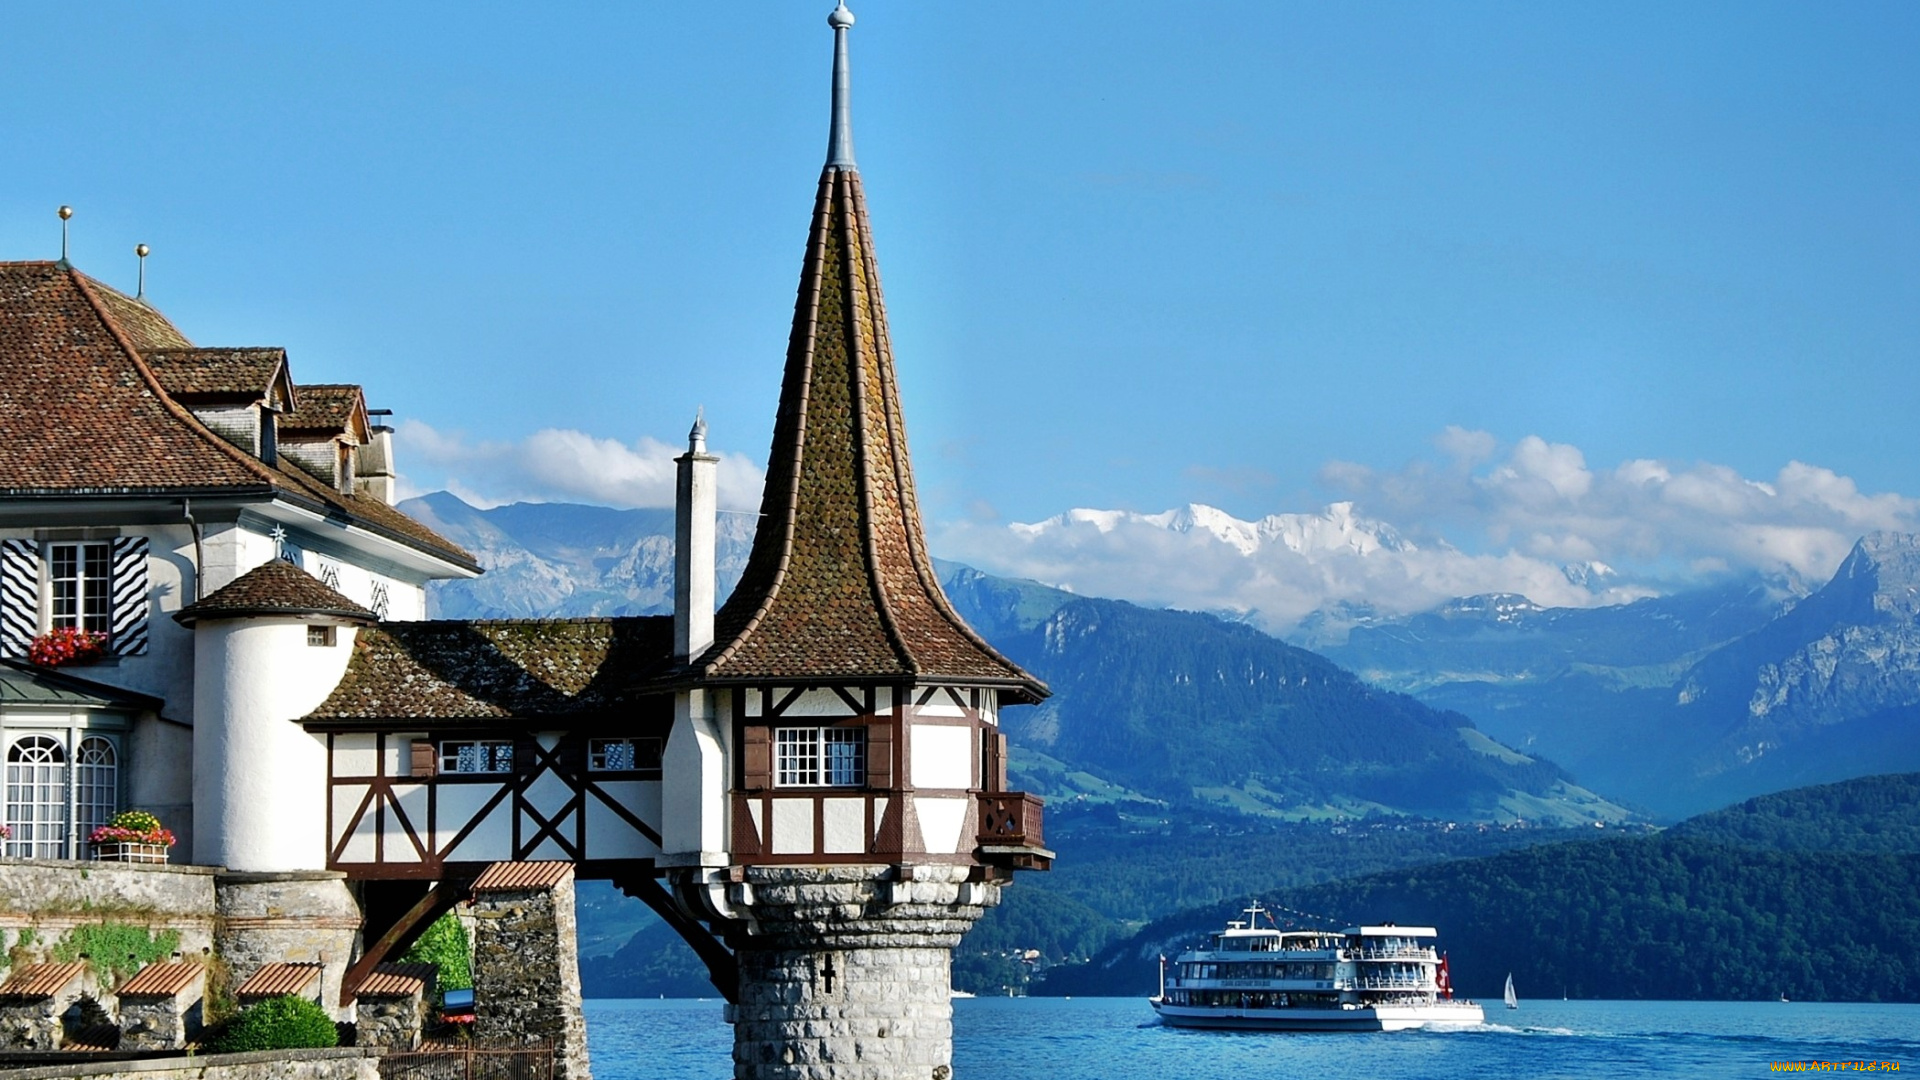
[27,627,108,668]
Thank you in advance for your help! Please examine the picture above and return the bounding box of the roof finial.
[825,2,856,169]
[57,206,73,266]
[690,407,708,453]
[135,244,150,301]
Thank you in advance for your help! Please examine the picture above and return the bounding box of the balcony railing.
[976,792,1045,850]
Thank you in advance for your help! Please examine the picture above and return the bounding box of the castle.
[0,5,1048,1078]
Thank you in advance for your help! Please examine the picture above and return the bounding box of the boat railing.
[1354,947,1436,960]
[1358,976,1429,990]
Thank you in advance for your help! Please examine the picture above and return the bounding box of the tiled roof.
[87,280,192,350]
[281,383,364,436]
[117,961,205,998]
[355,963,435,999]
[176,560,376,624]
[0,262,475,572]
[234,962,321,999]
[305,617,672,724]
[692,168,1046,701]
[0,659,165,710]
[472,861,573,892]
[144,347,287,399]
[0,263,270,492]
[0,961,87,999]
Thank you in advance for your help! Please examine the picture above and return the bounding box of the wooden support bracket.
[612,872,740,1004]
[338,872,477,1006]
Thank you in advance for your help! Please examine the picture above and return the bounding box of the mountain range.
[403,492,1620,826]
[1324,534,1920,815]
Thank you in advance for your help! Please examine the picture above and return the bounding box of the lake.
[583,997,1920,1079]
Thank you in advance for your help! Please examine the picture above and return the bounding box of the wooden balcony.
[976,792,1051,870]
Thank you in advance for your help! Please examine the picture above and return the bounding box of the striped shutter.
[108,537,150,656]
[0,540,37,658]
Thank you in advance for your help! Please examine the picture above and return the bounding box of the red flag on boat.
[1437,952,1452,999]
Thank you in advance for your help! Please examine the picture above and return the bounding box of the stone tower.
[654,4,1053,1078]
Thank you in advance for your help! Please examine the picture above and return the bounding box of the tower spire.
[826,3,856,169]
[679,0,1043,701]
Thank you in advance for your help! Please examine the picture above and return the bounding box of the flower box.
[93,841,169,864]
[89,811,175,863]
[28,627,108,668]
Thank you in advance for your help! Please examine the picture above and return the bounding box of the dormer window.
[49,542,111,635]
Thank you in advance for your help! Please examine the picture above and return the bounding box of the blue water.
[585,997,1920,1079]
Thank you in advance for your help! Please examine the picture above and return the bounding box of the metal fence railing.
[379,1044,557,1080]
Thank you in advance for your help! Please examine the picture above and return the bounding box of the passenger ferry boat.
[1151,905,1485,1031]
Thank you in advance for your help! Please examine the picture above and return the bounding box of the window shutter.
[409,740,437,778]
[866,722,893,789]
[0,540,38,659]
[742,727,772,791]
[108,537,150,656]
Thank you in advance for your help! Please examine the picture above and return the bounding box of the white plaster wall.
[910,724,975,791]
[661,689,731,861]
[190,619,357,871]
[128,714,194,859]
[197,521,278,598]
[298,550,426,622]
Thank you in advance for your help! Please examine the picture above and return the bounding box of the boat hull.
[1152,1000,1486,1032]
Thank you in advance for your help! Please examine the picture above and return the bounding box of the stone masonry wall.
[728,865,999,1080]
[0,858,218,960]
[213,871,362,1022]
[0,1047,380,1080]
[470,874,591,1080]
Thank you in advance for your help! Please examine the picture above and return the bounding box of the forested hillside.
[1040,774,1920,1002]
[1667,773,1920,854]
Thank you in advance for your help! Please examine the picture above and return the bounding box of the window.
[439,740,513,774]
[5,736,69,858]
[774,727,865,787]
[74,737,117,848]
[307,625,336,647]
[588,738,661,772]
[49,542,111,635]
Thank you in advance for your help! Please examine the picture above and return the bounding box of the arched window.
[6,736,69,859]
[74,737,118,852]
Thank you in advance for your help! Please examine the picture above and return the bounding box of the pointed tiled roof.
[0,261,476,571]
[175,559,376,625]
[690,14,1044,702]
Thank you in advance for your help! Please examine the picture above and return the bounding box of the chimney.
[674,412,719,662]
[359,410,398,505]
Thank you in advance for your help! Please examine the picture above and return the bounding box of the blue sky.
[5,3,1917,619]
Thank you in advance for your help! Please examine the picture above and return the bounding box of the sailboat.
[1504,974,1518,1010]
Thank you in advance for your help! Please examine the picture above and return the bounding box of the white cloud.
[935,431,1920,635]
[395,420,766,512]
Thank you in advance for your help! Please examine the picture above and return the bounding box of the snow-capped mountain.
[1011,501,1415,559]
[945,500,1645,634]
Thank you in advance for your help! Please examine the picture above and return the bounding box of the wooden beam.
[338,872,476,1006]
[612,872,740,1003]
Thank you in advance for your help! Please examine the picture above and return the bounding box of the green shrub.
[207,995,338,1053]
[400,912,472,993]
